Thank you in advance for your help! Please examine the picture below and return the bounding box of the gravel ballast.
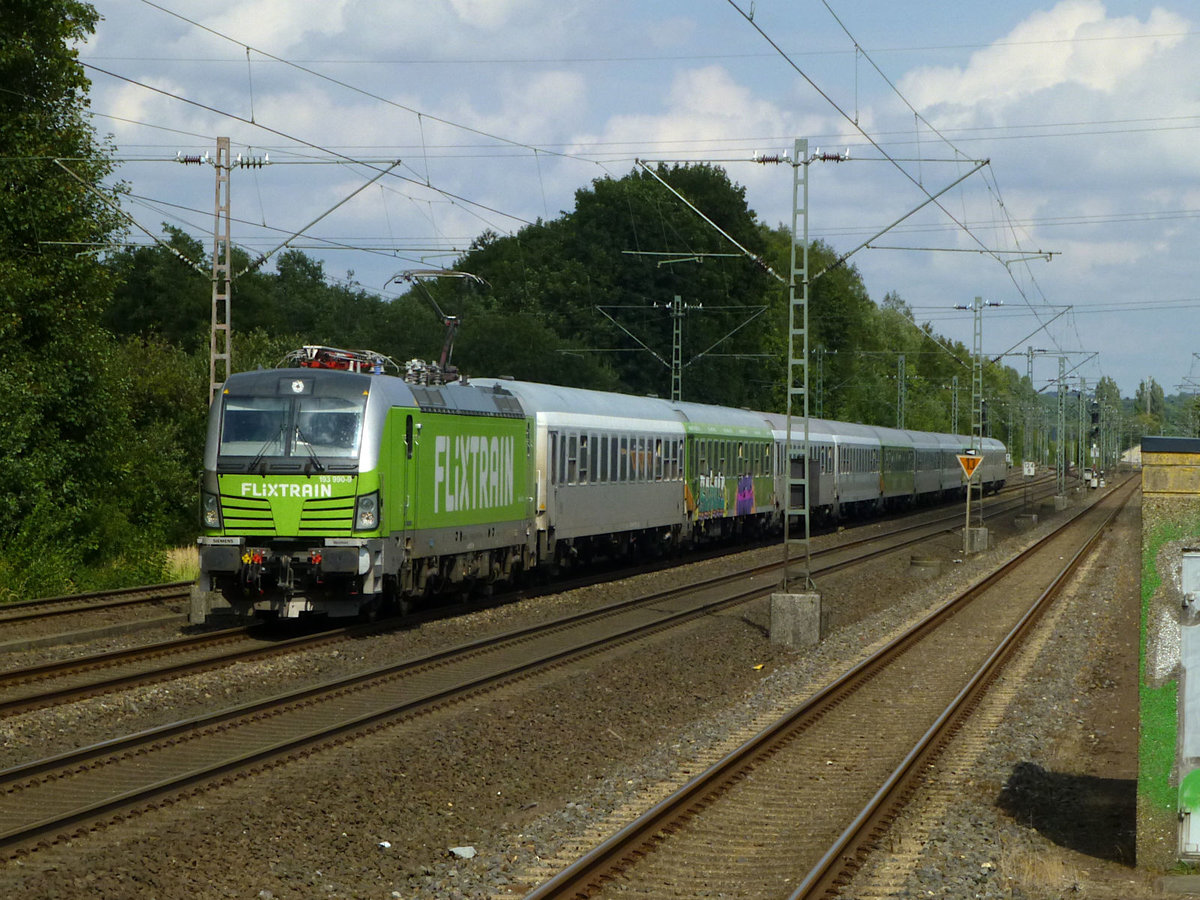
[0,482,1157,899]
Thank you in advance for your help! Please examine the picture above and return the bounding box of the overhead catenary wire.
[726,0,1073,366]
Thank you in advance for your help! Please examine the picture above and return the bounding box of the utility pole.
[1057,356,1067,500]
[1077,378,1087,480]
[594,295,763,402]
[897,354,905,429]
[955,296,999,550]
[178,137,269,403]
[210,137,231,404]
[814,345,825,418]
[951,375,959,434]
[671,295,684,402]
[783,137,815,592]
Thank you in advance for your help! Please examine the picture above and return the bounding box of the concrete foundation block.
[964,526,989,554]
[770,591,823,648]
[1014,513,1039,530]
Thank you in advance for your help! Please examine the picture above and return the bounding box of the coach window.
[579,434,590,483]
[567,434,578,484]
[549,433,558,484]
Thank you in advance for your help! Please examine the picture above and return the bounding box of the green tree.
[451,165,777,406]
[104,226,210,348]
[0,1,128,594]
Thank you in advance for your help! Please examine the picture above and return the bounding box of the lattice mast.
[783,138,814,591]
[210,137,231,404]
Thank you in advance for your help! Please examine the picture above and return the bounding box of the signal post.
[959,451,988,554]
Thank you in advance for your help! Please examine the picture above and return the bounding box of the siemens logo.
[434,434,516,514]
[241,483,335,498]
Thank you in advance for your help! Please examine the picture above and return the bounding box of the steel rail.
[521,479,1133,899]
[0,479,1063,718]
[0,583,190,625]
[790,480,1132,899]
[0,479,1082,855]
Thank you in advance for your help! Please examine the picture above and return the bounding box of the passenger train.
[190,346,1007,624]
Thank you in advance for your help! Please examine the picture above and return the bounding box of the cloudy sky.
[78,1,1200,400]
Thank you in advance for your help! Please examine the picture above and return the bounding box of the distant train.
[190,346,1006,623]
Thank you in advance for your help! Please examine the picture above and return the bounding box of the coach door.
[398,412,416,539]
[547,430,561,532]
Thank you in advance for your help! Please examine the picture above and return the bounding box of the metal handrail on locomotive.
[191,347,1007,623]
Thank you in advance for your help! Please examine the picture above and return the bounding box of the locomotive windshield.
[220,394,365,465]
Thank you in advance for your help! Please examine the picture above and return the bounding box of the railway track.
[0,582,190,628]
[0,477,1063,720]
[0,476,1082,857]
[520,478,1135,899]
[0,472,1057,638]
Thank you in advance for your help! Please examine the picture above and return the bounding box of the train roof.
[470,379,774,434]
[470,378,681,422]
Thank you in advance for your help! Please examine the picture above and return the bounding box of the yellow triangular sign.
[957,453,982,478]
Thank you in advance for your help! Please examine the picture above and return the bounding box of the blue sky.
[79,1,1200,400]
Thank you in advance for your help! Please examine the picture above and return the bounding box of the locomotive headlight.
[353,491,380,531]
[201,491,222,529]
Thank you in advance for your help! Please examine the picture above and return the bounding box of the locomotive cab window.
[220,393,365,463]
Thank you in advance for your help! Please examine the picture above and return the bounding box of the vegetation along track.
[0,477,1059,719]
[521,478,1135,900]
[0,477,1072,856]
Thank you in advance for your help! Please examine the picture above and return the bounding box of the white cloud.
[447,0,541,31]
[899,1,1188,114]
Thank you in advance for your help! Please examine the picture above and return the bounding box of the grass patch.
[1140,512,1200,812]
[164,544,199,582]
[998,837,1081,896]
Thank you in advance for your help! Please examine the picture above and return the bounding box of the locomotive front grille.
[299,495,357,535]
[220,495,275,533]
